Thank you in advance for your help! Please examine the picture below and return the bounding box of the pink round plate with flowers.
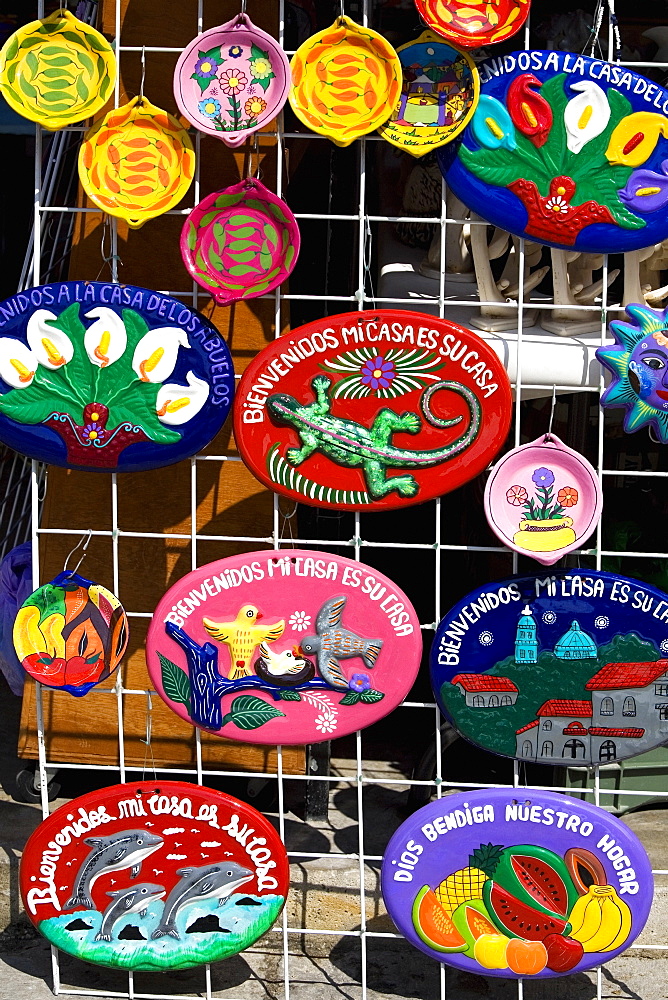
[173,12,290,148]
[484,434,602,566]
[180,178,300,306]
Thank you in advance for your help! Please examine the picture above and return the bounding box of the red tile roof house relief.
[515,662,668,765]
[450,673,518,708]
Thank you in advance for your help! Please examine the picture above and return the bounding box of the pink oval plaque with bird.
[146,549,422,745]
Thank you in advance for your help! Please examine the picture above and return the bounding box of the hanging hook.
[240,0,247,13]
[139,46,146,104]
[339,0,345,23]
[546,385,557,440]
[62,529,93,578]
[96,217,123,281]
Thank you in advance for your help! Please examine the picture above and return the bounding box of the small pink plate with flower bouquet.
[484,434,602,566]
[173,12,290,148]
[180,178,300,305]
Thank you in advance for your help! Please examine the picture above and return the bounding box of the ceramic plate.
[290,16,402,147]
[0,281,234,472]
[0,9,115,130]
[20,781,289,970]
[382,788,652,977]
[79,97,195,229]
[14,571,128,696]
[378,31,478,157]
[414,0,531,48]
[180,179,299,306]
[173,13,290,148]
[431,568,668,768]
[484,434,602,565]
[146,549,422,745]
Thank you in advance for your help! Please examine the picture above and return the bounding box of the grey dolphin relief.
[95,883,166,942]
[299,595,383,688]
[65,830,165,910]
[151,861,254,940]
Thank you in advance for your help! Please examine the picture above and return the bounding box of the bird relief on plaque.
[145,550,422,744]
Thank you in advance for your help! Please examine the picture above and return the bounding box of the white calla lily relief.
[564,81,611,154]
[132,328,190,384]
[156,371,210,425]
[26,310,74,370]
[0,338,38,388]
[84,307,128,368]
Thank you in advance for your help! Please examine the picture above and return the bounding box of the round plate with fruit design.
[180,179,299,306]
[0,9,115,131]
[20,780,289,970]
[0,281,233,472]
[173,12,290,149]
[414,0,531,48]
[381,788,652,977]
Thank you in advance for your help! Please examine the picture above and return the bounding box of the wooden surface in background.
[19,0,305,775]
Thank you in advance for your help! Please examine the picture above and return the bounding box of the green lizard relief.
[266,374,482,499]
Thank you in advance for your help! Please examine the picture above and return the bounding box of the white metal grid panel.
[24,0,667,997]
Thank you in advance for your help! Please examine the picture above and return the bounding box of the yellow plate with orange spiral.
[289,16,402,147]
[78,97,195,229]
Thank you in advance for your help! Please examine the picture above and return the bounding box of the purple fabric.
[0,542,32,695]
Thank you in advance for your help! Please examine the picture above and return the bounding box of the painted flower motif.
[557,486,579,507]
[84,308,127,369]
[81,421,105,443]
[619,161,668,214]
[228,45,243,58]
[360,356,396,390]
[471,95,516,151]
[198,98,221,118]
[545,195,569,215]
[594,616,610,628]
[219,68,248,95]
[314,714,337,734]
[194,55,219,78]
[606,112,668,168]
[507,74,552,147]
[249,57,272,80]
[479,631,494,646]
[0,339,38,388]
[288,611,311,632]
[132,328,190,384]
[349,673,371,692]
[26,310,73,370]
[564,81,610,155]
[532,467,555,487]
[155,371,209,425]
[244,95,267,117]
[506,485,528,506]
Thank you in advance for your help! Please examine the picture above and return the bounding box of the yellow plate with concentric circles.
[0,9,116,131]
[289,16,402,147]
[79,97,196,229]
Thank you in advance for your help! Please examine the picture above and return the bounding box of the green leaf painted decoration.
[339,691,361,706]
[159,652,192,713]
[279,689,301,701]
[360,689,384,703]
[221,694,285,730]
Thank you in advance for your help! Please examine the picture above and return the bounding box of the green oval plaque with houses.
[430,570,668,767]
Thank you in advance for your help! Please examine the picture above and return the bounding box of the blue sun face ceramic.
[597,303,668,441]
[0,281,234,471]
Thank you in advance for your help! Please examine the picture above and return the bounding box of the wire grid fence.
[22,0,668,997]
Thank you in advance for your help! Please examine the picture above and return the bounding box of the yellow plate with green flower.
[0,9,116,131]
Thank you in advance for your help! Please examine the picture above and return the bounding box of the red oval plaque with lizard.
[234,310,512,511]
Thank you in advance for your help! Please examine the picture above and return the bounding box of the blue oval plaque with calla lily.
[0,282,234,471]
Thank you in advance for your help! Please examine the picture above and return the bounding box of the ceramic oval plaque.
[597,302,668,443]
[0,281,234,472]
[377,31,479,158]
[381,788,652,978]
[440,51,668,253]
[78,97,196,229]
[173,12,290,148]
[234,310,512,511]
[484,434,602,566]
[290,16,402,147]
[146,549,422,745]
[0,9,116,131]
[20,780,289,971]
[431,569,668,767]
[414,0,531,49]
[14,571,128,696]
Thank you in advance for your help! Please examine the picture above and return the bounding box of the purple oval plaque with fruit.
[180,179,300,306]
[381,788,652,978]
